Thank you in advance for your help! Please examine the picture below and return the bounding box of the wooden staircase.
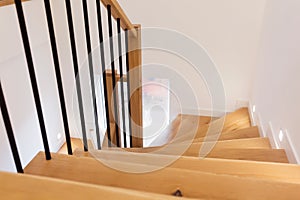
[2,0,299,199]
[8,107,299,199]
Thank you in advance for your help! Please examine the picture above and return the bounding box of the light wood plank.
[106,138,272,157]
[141,137,270,150]
[151,115,215,146]
[106,70,120,124]
[105,70,127,117]
[74,149,300,183]
[152,126,260,146]
[25,152,300,199]
[0,172,185,200]
[104,70,128,146]
[192,126,260,143]
[105,147,288,163]
[128,24,143,147]
[58,138,95,155]
[170,108,251,143]
[205,148,288,163]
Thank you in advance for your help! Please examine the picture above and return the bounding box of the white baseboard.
[182,100,252,118]
[182,107,232,118]
[249,101,299,164]
[248,101,256,127]
[52,136,65,153]
[180,102,299,164]
[256,113,267,138]
[264,122,279,149]
[284,130,300,164]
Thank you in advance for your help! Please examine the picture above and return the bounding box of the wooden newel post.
[128,24,143,147]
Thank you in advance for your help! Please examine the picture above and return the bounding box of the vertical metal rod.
[43,0,72,155]
[125,29,133,147]
[0,82,24,173]
[117,19,127,148]
[96,0,111,147]
[82,0,101,150]
[107,5,120,147]
[65,0,88,151]
[14,0,51,160]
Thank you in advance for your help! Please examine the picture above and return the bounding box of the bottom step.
[25,152,300,199]
[0,172,182,200]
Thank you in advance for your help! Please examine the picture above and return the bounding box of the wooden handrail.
[0,0,136,36]
[0,0,28,7]
[100,0,137,36]
[0,0,14,7]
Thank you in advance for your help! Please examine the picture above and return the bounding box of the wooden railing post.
[128,25,143,147]
[104,70,120,147]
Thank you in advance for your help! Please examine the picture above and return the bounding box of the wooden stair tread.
[0,172,190,200]
[58,138,95,155]
[190,126,260,143]
[105,138,274,161]
[25,152,300,199]
[116,148,288,163]
[74,149,300,183]
[151,115,215,146]
[167,108,252,144]
[109,137,272,152]
[206,148,288,163]
[104,138,286,163]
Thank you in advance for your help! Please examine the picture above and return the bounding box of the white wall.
[118,0,267,113]
[251,0,300,163]
[117,0,267,146]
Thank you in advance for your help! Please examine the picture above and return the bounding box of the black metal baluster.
[65,0,88,151]
[82,0,101,150]
[96,0,111,147]
[0,82,24,173]
[43,0,72,155]
[125,29,133,147]
[117,19,127,148]
[14,0,51,160]
[107,5,120,147]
